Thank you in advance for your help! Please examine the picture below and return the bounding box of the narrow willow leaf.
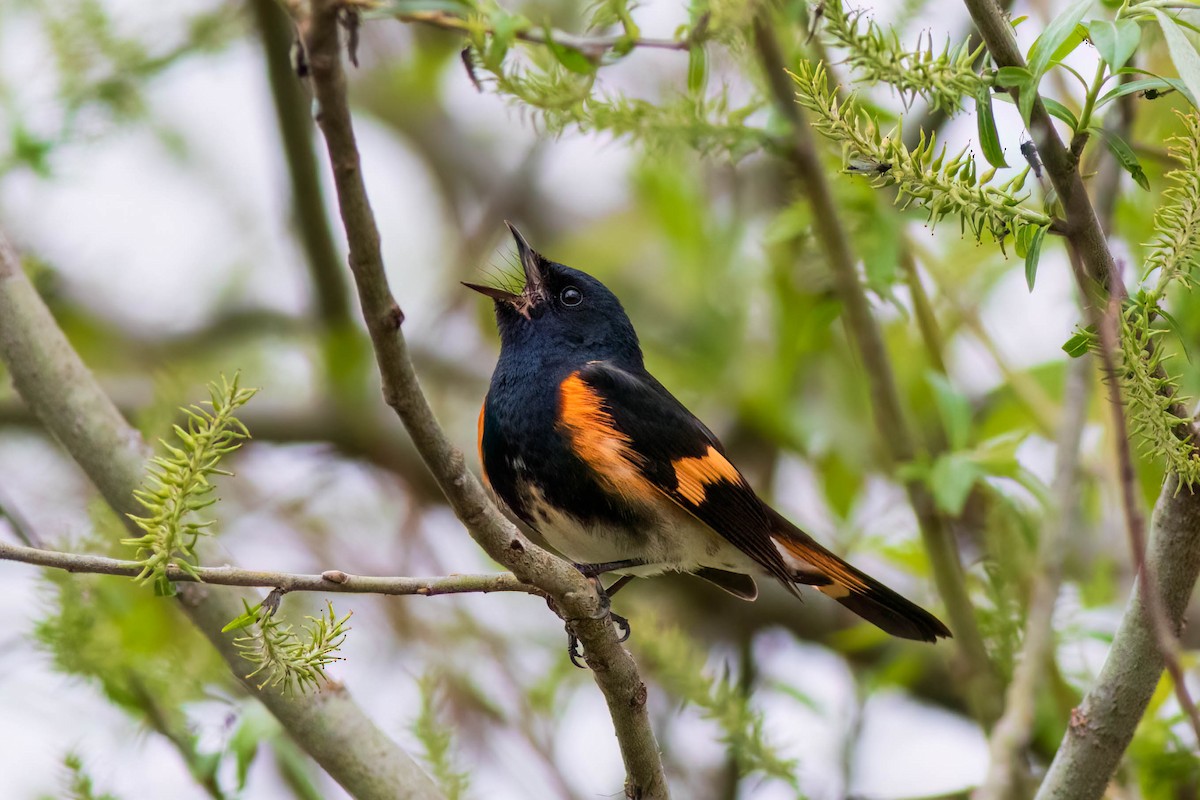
[995,66,1034,87]
[1027,0,1094,81]
[1093,126,1150,189]
[930,453,982,516]
[371,0,473,15]
[1154,10,1200,110]
[1062,328,1094,358]
[928,372,973,451]
[1088,18,1141,72]
[1049,22,1091,64]
[1041,98,1080,130]
[976,85,1008,167]
[545,28,596,75]
[223,601,264,633]
[1157,307,1193,362]
[1019,82,1037,124]
[1025,225,1048,291]
[1096,77,1188,108]
[688,44,708,94]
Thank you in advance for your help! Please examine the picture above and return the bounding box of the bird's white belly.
[525,487,757,577]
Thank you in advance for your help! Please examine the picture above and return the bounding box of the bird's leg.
[572,558,646,579]
[564,562,643,667]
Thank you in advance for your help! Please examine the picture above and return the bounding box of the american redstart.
[467,223,950,663]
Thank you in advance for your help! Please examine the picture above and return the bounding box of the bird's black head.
[465,223,643,371]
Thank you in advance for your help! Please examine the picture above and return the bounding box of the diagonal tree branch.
[299,3,669,797]
[0,230,447,800]
[752,13,1004,726]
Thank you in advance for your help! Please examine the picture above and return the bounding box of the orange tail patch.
[768,511,951,643]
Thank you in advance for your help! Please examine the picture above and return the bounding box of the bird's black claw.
[610,611,631,643]
[567,630,587,668]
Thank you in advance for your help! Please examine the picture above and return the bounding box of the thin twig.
[0,487,43,548]
[301,4,669,796]
[752,12,1004,726]
[0,538,544,597]
[391,10,690,56]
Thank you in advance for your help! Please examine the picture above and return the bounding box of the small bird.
[467,224,950,662]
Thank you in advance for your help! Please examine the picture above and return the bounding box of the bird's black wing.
[559,361,951,642]
[558,361,798,590]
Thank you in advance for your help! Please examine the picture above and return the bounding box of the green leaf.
[369,0,474,16]
[994,65,1039,123]
[544,28,596,75]
[1024,225,1048,291]
[222,601,263,633]
[995,66,1034,88]
[927,372,973,451]
[1041,98,1080,130]
[1092,126,1150,190]
[487,10,526,65]
[1157,307,1193,362]
[688,44,707,94]
[1154,10,1200,110]
[930,453,983,516]
[1088,19,1141,72]
[1049,22,1091,64]
[1027,0,1094,82]
[975,85,1008,168]
[861,209,900,290]
[1062,326,1095,357]
[1095,76,1190,108]
[227,705,278,790]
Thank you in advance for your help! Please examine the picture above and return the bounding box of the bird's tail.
[766,507,951,643]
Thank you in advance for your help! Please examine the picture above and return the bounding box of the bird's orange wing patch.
[773,534,871,594]
[477,399,490,487]
[557,372,655,502]
[671,446,742,505]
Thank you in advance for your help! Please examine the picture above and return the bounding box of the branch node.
[387,304,405,328]
[1069,706,1089,736]
[322,569,350,584]
[631,682,648,709]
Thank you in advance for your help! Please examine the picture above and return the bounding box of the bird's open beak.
[463,221,545,305]
[505,220,544,296]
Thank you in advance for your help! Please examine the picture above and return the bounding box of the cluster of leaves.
[372,0,767,156]
[122,374,256,595]
[1128,675,1200,799]
[51,752,120,800]
[791,61,1051,276]
[37,505,232,795]
[3,0,240,176]
[1143,112,1200,290]
[1126,105,1200,482]
[820,0,986,114]
[1066,113,1200,485]
[231,600,352,695]
[1116,296,1200,487]
[634,617,800,790]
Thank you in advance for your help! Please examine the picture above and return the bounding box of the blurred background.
[0,0,1196,797]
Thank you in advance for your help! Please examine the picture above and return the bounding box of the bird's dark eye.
[560,286,583,307]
